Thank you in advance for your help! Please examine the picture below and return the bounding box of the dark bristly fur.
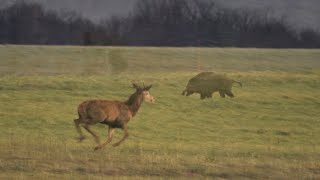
[74,83,154,150]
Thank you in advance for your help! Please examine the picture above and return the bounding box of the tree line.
[0,0,319,48]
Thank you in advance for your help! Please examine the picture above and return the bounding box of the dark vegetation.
[0,0,319,47]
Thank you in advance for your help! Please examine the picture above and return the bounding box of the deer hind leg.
[74,118,86,142]
[113,125,129,147]
[83,124,100,145]
[94,127,115,151]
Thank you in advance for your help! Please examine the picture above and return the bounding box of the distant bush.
[108,50,128,73]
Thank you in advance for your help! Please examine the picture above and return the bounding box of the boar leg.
[219,90,226,98]
[225,90,234,97]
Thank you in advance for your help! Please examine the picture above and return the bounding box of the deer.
[74,83,155,150]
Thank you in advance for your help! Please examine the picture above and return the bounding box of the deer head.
[132,83,155,103]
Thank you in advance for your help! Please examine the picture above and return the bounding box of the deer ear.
[145,85,152,91]
[132,83,140,90]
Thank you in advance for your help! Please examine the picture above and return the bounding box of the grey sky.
[1,0,319,32]
[215,0,320,32]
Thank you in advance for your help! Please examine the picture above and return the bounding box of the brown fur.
[182,72,242,100]
[74,83,154,150]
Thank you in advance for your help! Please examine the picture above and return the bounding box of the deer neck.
[125,93,144,117]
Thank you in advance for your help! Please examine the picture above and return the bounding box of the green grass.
[0,45,320,179]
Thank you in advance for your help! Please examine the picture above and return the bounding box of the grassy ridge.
[1,45,319,75]
[0,45,320,179]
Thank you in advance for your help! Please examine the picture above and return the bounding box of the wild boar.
[182,72,242,100]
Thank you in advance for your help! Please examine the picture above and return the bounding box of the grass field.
[0,45,320,179]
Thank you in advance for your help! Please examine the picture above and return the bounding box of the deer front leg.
[83,124,100,145]
[113,125,129,147]
[94,127,115,151]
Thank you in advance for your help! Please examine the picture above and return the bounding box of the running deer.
[74,83,155,150]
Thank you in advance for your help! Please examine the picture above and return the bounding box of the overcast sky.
[1,0,319,32]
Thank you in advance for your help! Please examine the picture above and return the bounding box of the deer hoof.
[76,136,85,142]
[94,145,102,151]
[113,143,120,147]
[94,144,103,151]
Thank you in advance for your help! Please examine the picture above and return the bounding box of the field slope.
[0,45,320,179]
